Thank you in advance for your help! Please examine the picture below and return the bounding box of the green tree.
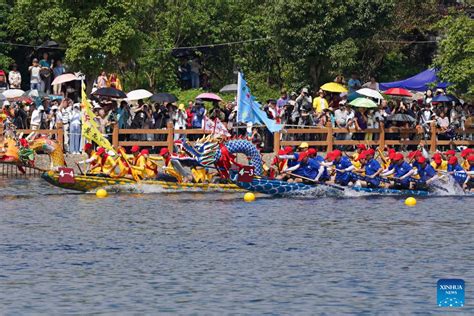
[433,12,474,98]
[271,0,394,90]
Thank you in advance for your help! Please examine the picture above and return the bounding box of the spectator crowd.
[0,56,473,154]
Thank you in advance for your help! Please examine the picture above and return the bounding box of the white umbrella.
[356,88,384,100]
[51,73,78,85]
[3,89,25,99]
[127,89,153,101]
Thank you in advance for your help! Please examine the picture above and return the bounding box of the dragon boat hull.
[41,171,243,193]
[232,176,433,196]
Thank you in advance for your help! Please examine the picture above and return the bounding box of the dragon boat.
[230,174,438,196]
[41,170,243,193]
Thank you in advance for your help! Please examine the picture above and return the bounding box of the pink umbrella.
[51,73,78,85]
[196,92,222,102]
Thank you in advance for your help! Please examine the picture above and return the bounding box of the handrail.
[2,122,473,155]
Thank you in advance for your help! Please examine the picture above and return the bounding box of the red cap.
[432,153,442,164]
[356,152,367,161]
[159,148,169,156]
[131,145,140,153]
[325,152,334,161]
[278,149,285,155]
[307,148,317,156]
[84,143,93,151]
[388,148,395,154]
[357,144,367,150]
[408,150,421,159]
[468,155,474,162]
[96,147,105,155]
[461,148,473,158]
[284,146,293,154]
[366,148,375,156]
[388,151,396,160]
[445,149,456,156]
[297,152,309,162]
[417,156,426,164]
[448,156,458,165]
[392,153,404,161]
[140,149,149,155]
[0,70,5,76]
[332,149,342,157]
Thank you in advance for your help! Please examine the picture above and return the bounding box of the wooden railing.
[2,121,473,155]
[274,122,474,154]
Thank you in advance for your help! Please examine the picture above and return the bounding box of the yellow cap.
[178,103,185,110]
[298,142,309,149]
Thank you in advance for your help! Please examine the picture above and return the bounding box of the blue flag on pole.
[237,72,282,133]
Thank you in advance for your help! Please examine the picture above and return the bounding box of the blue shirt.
[448,163,467,184]
[391,161,412,178]
[417,164,436,183]
[365,158,382,186]
[334,156,352,183]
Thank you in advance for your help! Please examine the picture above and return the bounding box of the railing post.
[430,121,437,153]
[112,123,119,148]
[273,131,281,154]
[167,121,174,152]
[379,122,385,150]
[326,122,333,152]
[56,123,64,151]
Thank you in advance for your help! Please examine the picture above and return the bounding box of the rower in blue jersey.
[414,156,439,190]
[282,148,329,183]
[381,153,415,189]
[354,150,383,188]
[465,155,474,190]
[329,150,355,186]
[447,156,468,186]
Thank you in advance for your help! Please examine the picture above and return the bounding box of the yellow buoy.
[405,197,416,206]
[244,192,255,202]
[96,188,108,198]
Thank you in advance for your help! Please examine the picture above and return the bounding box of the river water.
[0,178,473,314]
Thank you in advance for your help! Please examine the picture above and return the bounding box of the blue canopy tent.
[379,69,449,92]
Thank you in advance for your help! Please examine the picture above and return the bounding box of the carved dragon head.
[180,135,222,167]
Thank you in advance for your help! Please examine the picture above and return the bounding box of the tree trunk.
[309,62,322,92]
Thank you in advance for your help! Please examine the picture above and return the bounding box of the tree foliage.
[1,0,470,96]
[433,12,474,98]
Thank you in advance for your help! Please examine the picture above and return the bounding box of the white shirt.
[334,109,348,127]
[30,109,41,126]
[29,66,41,83]
[8,71,21,88]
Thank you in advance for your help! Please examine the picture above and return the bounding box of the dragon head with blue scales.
[177,135,264,177]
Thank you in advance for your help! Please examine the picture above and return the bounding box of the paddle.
[287,172,346,191]
[75,162,84,175]
[117,147,141,182]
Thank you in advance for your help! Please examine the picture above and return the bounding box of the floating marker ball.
[96,189,108,198]
[244,192,255,202]
[405,197,416,206]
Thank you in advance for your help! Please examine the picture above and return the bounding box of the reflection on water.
[0,178,473,314]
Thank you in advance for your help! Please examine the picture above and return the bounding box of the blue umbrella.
[431,95,454,103]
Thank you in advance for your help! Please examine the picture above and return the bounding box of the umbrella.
[196,92,222,102]
[387,113,416,123]
[356,88,384,100]
[219,84,238,93]
[320,82,348,93]
[3,89,25,99]
[349,98,378,108]
[150,93,178,103]
[92,87,127,99]
[127,89,153,101]
[26,89,48,98]
[384,88,412,97]
[51,73,78,85]
[431,95,455,103]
